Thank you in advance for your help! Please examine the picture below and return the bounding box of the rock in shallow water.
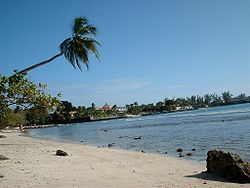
[206,150,250,183]
[177,148,183,152]
[186,152,193,156]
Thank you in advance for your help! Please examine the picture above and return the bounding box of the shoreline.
[0,131,248,188]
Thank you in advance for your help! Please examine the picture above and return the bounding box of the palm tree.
[18,17,100,74]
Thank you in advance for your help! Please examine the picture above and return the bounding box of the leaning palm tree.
[18,17,100,74]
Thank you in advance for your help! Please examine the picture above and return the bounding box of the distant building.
[100,103,112,111]
[116,106,127,112]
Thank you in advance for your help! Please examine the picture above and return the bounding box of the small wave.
[164,109,250,119]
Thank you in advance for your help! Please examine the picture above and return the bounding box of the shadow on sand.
[185,171,231,183]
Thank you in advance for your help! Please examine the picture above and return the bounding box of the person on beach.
[18,124,25,132]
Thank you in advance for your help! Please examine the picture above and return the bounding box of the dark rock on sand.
[192,148,196,151]
[0,135,6,138]
[0,155,9,160]
[177,148,183,152]
[206,150,250,183]
[56,150,68,156]
[186,153,193,156]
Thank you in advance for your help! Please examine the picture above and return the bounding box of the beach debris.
[0,174,4,178]
[206,150,250,183]
[164,152,168,154]
[0,155,9,160]
[134,136,141,140]
[141,150,145,153]
[176,148,183,153]
[186,153,193,156]
[56,150,68,156]
[191,148,196,151]
[0,135,6,138]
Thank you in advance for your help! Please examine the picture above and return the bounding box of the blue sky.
[1,0,250,107]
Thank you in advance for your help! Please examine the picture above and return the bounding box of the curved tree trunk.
[18,52,63,74]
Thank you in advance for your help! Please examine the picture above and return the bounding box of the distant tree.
[204,94,212,106]
[190,95,197,106]
[236,93,246,100]
[175,98,188,106]
[61,101,75,112]
[155,101,165,112]
[164,98,175,111]
[133,102,138,106]
[112,105,117,110]
[196,95,205,107]
[164,98,175,106]
[76,106,88,118]
[222,91,233,104]
[18,17,100,74]
[91,103,96,109]
[211,93,223,106]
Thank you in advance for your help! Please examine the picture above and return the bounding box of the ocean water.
[29,103,250,162]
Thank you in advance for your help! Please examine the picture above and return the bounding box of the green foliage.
[222,91,233,103]
[0,109,27,128]
[25,107,48,125]
[0,73,60,127]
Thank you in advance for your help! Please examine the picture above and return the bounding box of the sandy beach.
[0,131,248,188]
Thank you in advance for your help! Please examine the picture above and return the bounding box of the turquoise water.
[29,103,250,162]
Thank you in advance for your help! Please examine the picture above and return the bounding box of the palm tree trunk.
[17,52,63,74]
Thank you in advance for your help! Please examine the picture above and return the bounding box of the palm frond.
[73,17,88,35]
[73,17,97,36]
[60,38,72,53]
[74,55,82,71]
[77,46,89,69]
[79,25,97,36]
[81,38,100,60]
[64,41,76,69]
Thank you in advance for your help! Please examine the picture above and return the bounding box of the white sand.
[0,131,249,188]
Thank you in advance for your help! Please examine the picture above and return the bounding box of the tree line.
[125,91,250,115]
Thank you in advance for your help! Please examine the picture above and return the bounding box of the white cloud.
[50,78,152,94]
